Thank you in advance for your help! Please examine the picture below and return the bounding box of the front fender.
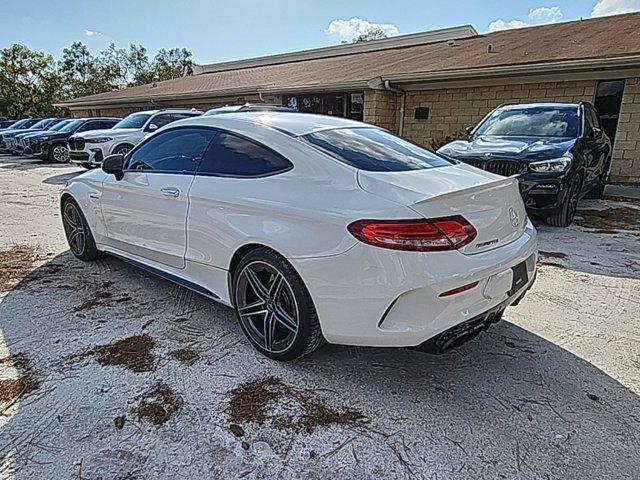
[61,170,109,243]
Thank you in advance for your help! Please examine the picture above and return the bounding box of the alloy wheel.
[235,261,299,353]
[63,202,86,256]
[53,145,69,163]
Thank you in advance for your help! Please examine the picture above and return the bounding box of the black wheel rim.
[235,261,299,354]
[63,203,86,256]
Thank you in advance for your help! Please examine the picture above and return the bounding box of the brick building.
[56,13,640,183]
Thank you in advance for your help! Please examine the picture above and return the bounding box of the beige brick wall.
[402,80,596,150]
[364,89,398,134]
[611,78,640,183]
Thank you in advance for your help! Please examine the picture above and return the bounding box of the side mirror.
[465,126,474,135]
[147,123,158,131]
[102,154,124,180]
[592,127,603,139]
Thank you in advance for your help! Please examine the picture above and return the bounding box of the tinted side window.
[172,113,200,121]
[198,132,293,177]
[127,128,217,173]
[76,121,101,132]
[583,107,598,137]
[148,114,174,130]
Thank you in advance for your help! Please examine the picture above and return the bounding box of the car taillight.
[347,216,477,252]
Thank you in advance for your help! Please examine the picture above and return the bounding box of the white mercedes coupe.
[61,113,537,360]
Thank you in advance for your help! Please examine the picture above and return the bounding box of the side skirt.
[108,251,221,301]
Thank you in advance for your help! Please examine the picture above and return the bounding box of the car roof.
[174,112,373,136]
[73,117,121,121]
[499,102,581,110]
[131,109,203,115]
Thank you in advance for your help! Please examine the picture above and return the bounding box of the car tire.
[49,143,69,163]
[232,247,325,361]
[113,145,132,156]
[547,176,581,227]
[61,197,103,261]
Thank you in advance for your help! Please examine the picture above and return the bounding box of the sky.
[0,0,638,65]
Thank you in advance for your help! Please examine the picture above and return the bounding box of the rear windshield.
[303,127,451,172]
[475,106,580,137]
[113,113,152,129]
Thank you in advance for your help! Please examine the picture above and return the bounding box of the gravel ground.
[0,154,639,479]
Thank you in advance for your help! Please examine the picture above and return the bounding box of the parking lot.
[0,153,638,479]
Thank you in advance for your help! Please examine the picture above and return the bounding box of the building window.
[594,80,625,143]
[283,92,363,120]
[349,93,363,121]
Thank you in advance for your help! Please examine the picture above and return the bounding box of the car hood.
[40,132,71,141]
[438,135,577,162]
[16,129,46,138]
[75,128,137,139]
[1,128,32,137]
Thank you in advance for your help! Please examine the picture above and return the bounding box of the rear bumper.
[290,220,537,348]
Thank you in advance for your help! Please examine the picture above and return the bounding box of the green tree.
[151,47,194,82]
[0,44,64,117]
[126,44,154,86]
[58,41,120,98]
[353,27,388,43]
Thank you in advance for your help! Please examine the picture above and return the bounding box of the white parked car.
[68,109,202,168]
[60,113,537,360]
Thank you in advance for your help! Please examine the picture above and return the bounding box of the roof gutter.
[379,55,640,86]
[54,85,276,108]
[256,81,369,95]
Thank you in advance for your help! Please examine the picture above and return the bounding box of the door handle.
[161,187,180,197]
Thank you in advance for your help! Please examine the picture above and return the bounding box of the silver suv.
[68,109,202,168]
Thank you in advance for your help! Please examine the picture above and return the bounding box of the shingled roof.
[58,12,640,107]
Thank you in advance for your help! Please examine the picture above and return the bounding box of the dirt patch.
[575,206,640,232]
[0,245,40,292]
[89,334,156,373]
[604,195,640,206]
[228,377,366,434]
[135,380,183,425]
[169,348,199,365]
[0,353,39,404]
[74,291,113,312]
[73,290,132,312]
[537,261,567,269]
[539,251,568,259]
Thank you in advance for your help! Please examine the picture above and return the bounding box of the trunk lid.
[357,164,527,254]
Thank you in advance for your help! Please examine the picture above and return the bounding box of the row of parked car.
[0,104,292,166]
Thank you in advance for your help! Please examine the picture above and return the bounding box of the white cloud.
[591,0,639,17]
[528,6,563,23]
[487,5,564,32]
[325,17,399,42]
[487,19,529,32]
[84,29,103,37]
